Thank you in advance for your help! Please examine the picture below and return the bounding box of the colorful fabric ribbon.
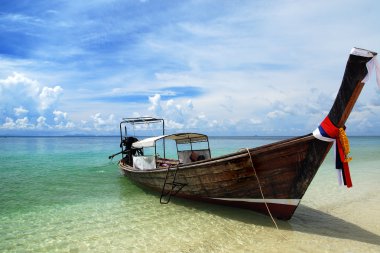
[363,55,380,89]
[313,116,353,188]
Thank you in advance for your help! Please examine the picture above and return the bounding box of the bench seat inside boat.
[178,149,211,164]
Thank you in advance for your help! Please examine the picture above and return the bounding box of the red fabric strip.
[343,163,353,188]
[336,139,353,187]
[320,116,339,138]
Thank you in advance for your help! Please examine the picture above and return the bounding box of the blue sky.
[1,0,380,136]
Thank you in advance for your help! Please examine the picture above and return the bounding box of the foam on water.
[0,137,379,252]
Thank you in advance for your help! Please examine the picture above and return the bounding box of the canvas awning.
[132,133,209,148]
[132,135,168,148]
[168,133,209,144]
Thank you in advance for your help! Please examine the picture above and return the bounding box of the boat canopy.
[132,133,209,148]
[121,117,164,125]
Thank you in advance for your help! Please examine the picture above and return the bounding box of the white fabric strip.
[211,198,300,206]
[336,169,343,186]
[312,128,335,142]
[350,47,375,57]
[363,55,380,88]
[350,47,379,88]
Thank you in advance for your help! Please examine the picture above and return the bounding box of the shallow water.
[0,136,379,252]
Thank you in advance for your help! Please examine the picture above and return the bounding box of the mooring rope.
[245,148,280,231]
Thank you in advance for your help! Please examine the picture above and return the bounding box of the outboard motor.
[120,137,143,166]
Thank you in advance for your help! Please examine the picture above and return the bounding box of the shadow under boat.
[290,205,380,246]
[181,198,380,246]
[142,185,380,247]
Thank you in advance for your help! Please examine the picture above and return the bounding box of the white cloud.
[0,72,71,132]
[2,117,16,129]
[166,120,184,129]
[0,73,63,117]
[148,94,162,115]
[144,93,211,132]
[51,110,75,129]
[39,86,63,111]
[250,118,262,125]
[14,106,29,116]
[90,113,116,131]
[0,72,40,94]
[186,100,193,110]
[36,116,49,128]
[347,104,380,134]
[1,116,32,129]
[65,121,75,128]
[15,117,30,129]
[55,121,75,129]
[53,110,68,122]
[266,110,288,120]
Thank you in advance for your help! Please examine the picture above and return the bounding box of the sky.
[1,0,380,136]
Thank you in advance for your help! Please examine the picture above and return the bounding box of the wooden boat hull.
[120,134,331,220]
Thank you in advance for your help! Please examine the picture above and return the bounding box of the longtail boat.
[109,47,378,220]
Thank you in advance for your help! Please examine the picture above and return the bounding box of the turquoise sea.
[1,136,379,252]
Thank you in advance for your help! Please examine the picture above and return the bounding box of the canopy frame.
[119,117,165,159]
[132,132,210,161]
